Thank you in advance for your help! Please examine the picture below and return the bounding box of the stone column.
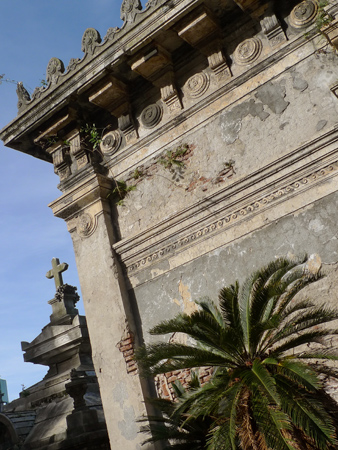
[49,172,150,449]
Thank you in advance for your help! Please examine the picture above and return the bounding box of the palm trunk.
[237,389,268,450]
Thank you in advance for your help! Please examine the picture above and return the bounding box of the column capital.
[49,173,114,225]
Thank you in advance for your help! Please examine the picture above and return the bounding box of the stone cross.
[46,258,69,289]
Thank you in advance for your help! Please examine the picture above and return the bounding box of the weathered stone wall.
[111,44,338,346]
[116,52,338,239]
[131,190,338,343]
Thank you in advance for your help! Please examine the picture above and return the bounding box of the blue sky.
[0,0,127,401]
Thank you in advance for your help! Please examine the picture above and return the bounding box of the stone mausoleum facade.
[3,0,338,448]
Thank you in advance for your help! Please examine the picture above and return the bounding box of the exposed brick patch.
[155,367,214,400]
[186,175,211,192]
[116,330,138,375]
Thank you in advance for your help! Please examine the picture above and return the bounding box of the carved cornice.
[1,0,327,157]
[22,316,90,366]
[49,173,114,221]
[175,6,231,80]
[0,0,201,147]
[114,129,338,277]
[1,0,330,167]
[104,30,321,175]
[233,0,269,20]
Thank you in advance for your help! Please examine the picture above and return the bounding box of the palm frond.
[206,383,242,450]
[276,274,320,317]
[173,372,233,419]
[198,300,226,329]
[149,309,244,362]
[277,359,322,391]
[251,390,294,450]
[241,358,280,406]
[270,330,338,357]
[136,342,237,376]
[172,379,187,398]
[218,282,240,328]
[276,376,337,450]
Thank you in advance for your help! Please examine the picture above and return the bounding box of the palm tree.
[136,257,338,450]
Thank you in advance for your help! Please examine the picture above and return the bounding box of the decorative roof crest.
[81,28,102,56]
[16,82,30,112]
[14,0,164,113]
[104,27,121,42]
[46,57,65,85]
[66,57,81,72]
[145,0,159,7]
[120,0,142,24]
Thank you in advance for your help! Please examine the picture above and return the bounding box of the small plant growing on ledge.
[158,143,189,170]
[215,160,236,183]
[224,159,236,172]
[304,1,335,48]
[81,123,102,149]
[316,0,334,30]
[107,180,136,206]
[20,384,31,398]
[47,135,58,145]
[132,167,144,180]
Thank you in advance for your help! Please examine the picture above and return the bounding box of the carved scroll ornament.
[81,28,101,56]
[77,213,95,237]
[120,0,142,24]
[46,57,65,85]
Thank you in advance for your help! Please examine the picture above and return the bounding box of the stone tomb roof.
[0,260,109,450]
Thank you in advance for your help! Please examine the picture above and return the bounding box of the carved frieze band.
[124,160,338,274]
